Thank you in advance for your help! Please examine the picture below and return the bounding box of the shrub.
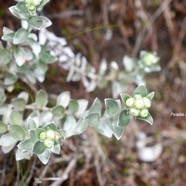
[0,0,160,164]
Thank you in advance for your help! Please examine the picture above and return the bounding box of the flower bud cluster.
[125,94,151,118]
[24,0,43,13]
[39,129,61,148]
[140,51,159,66]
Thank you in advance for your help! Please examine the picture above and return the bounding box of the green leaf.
[123,56,134,72]
[0,49,12,66]
[4,73,17,86]
[15,2,28,13]
[105,99,120,116]
[26,38,41,56]
[2,27,15,42]
[95,119,112,138]
[16,148,32,161]
[27,118,37,130]
[29,130,38,143]
[69,99,79,114]
[1,33,15,42]
[27,16,52,30]
[143,65,161,73]
[0,88,6,104]
[120,93,130,104]
[24,48,33,61]
[9,125,25,140]
[38,16,52,28]
[132,85,147,97]
[108,119,124,140]
[57,129,66,137]
[37,0,50,8]
[11,98,26,111]
[39,46,57,64]
[36,90,48,108]
[63,116,76,138]
[37,149,50,164]
[52,105,65,119]
[33,141,46,154]
[76,99,88,116]
[50,143,60,154]
[27,16,42,29]
[2,145,16,153]
[89,98,102,115]
[14,47,26,66]
[44,122,57,131]
[36,63,48,75]
[39,111,53,126]
[118,109,130,127]
[146,92,155,100]
[9,6,29,20]
[9,111,23,126]
[0,42,4,51]
[136,113,153,125]
[17,91,29,103]
[32,64,48,83]
[0,133,17,146]
[72,118,88,136]
[25,70,36,84]
[86,113,100,127]
[2,27,14,35]
[57,92,70,108]
[0,121,8,134]
[13,28,28,44]
[18,139,34,151]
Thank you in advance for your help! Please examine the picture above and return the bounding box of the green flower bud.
[55,132,61,140]
[33,0,43,6]
[44,139,54,148]
[125,97,134,108]
[133,94,142,99]
[142,52,159,66]
[130,108,139,117]
[27,4,36,12]
[39,131,46,141]
[25,0,42,6]
[25,0,32,3]
[134,98,144,109]
[139,109,149,118]
[46,129,56,140]
[143,97,151,108]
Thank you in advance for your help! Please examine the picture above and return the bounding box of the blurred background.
[0,0,186,185]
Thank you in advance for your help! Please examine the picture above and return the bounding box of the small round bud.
[25,0,32,3]
[125,97,134,108]
[55,132,61,140]
[143,97,151,108]
[33,0,43,6]
[139,109,149,118]
[133,94,142,99]
[25,0,42,6]
[46,130,56,140]
[134,98,144,109]
[44,139,54,148]
[130,108,139,117]
[143,53,159,66]
[39,131,46,141]
[27,4,36,12]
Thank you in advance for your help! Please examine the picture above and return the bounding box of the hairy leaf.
[36,90,48,108]
[33,141,46,154]
[118,109,130,127]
